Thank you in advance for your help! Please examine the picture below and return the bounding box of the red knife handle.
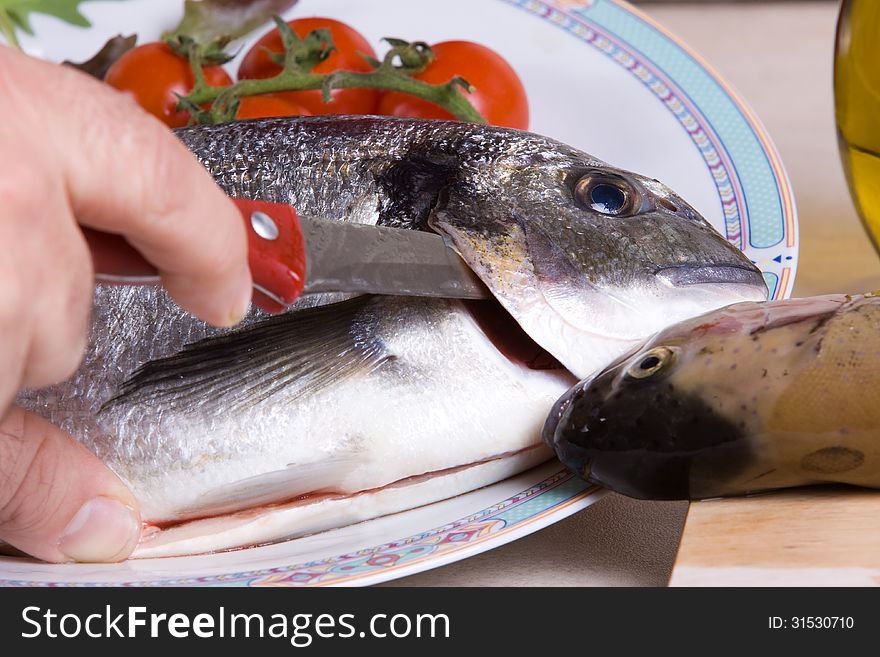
[235,198,306,313]
[84,198,307,315]
[84,229,160,281]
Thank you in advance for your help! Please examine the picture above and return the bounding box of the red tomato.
[235,95,311,120]
[238,17,379,115]
[377,41,529,130]
[105,42,232,128]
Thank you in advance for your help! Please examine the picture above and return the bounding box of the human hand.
[0,46,251,562]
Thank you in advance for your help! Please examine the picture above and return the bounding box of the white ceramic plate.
[0,0,797,586]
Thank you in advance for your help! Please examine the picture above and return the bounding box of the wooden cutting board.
[670,488,880,586]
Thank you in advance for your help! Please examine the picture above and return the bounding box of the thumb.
[0,406,140,563]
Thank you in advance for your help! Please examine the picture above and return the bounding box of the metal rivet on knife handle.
[232,198,308,315]
[251,211,280,241]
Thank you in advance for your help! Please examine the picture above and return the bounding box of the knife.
[84,198,489,313]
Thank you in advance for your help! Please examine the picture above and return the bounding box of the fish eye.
[625,346,676,380]
[574,173,637,216]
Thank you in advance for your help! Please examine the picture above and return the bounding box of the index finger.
[13,49,253,327]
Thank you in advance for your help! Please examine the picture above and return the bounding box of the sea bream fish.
[544,293,880,501]
[16,116,767,557]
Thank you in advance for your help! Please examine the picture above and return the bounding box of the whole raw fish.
[17,117,767,557]
[544,293,880,500]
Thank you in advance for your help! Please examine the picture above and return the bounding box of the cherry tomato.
[105,42,232,128]
[238,17,379,115]
[235,95,311,120]
[378,41,529,130]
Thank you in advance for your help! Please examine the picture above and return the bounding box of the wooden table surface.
[387,1,880,587]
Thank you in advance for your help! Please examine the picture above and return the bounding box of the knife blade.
[84,198,489,313]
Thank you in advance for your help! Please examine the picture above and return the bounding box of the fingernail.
[226,276,253,326]
[58,497,140,563]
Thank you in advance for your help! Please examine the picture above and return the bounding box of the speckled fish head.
[542,295,852,499]
[429,150,768,380]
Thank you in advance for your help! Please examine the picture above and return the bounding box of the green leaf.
[164,0,300,45]
[0,0,131,48]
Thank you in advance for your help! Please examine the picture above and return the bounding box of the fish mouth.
[541,379,583,447]
[656,264,768,296]
[464,298,570,373]
[541,378,606,488]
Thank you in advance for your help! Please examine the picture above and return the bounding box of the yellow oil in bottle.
[835,0,880,253]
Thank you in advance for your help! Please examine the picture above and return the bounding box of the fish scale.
[771,299,880,434]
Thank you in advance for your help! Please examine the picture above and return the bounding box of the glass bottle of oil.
[835,0,880,253]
